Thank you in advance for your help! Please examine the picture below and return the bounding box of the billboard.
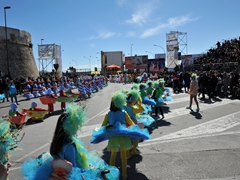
[125,55,148,69]
[181,54,203,68]
[38,44,55,59]
[166,32,179,68]
[148,59,165,72]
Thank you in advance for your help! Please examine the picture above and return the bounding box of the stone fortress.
[0,26,39,79]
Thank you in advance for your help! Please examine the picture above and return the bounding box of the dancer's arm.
[125,112,134,126]
[101,114,109,126]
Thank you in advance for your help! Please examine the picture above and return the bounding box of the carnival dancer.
[52,78,59,97]
[21,103,120,180]
[152,80,165,119]
[84,82,92,98]
[139,83,156,113]
[141,73,148,83]
[122,89,146,158]
[46,79,52,89]
[29,101,47,111]
[146,81,154,98]
[45,88,56,115]
[91,91,151,180]
[186,73,200,112]
[32,81,41,98]
[78,81,87,100]
[9,102,24,116]
[0,117,21,180]
[92,80,99,93]
[59,85,67,111]
[37,81,46,96]
[23,82,34,100]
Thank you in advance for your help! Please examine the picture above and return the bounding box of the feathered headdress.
[62,103,89,168]
[127,89,140,103]
[158,78,165,84]
[0,118,20,164]
[147,80,153,86]
[153,81,159,88]
[191,73,197,79]
[131,84,139,90]
[111,91,126,109]
[63,103,87,137]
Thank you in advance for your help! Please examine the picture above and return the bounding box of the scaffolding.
[38,44,62,77]
[166,31,187,69]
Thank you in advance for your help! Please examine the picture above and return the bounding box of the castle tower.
[0,26,39,79]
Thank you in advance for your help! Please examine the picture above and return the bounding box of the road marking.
[87,106,109,121]
[140,131,240,147]
[141,111,240,146]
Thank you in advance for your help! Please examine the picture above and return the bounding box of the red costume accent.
[60,91,67,110]
[47,94,56,114]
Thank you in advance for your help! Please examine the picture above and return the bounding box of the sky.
[1,0,240,72]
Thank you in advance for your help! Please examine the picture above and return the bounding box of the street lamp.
[72,59,78,68]
[41,38,44,45]
[96,57,100,70]
[131,44,133,57]
[145,51,154,58]
[83,56,91,71]
[4,6,11,77]
[154,44,166,63]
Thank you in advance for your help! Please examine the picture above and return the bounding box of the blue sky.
[1,0,240,71]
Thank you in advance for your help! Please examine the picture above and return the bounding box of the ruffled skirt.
[20,152,120,180]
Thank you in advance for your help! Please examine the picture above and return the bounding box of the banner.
[38,44,55,59]
[148,59,165,72]
[125,55,148,69]
[166,32,179,68]
[181,54,203,68]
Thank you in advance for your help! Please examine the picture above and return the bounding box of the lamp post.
[83,56,91,71]
[154,44,166,64]
[131,44,133,57]
[145,51,154,58]
[41,38,44,45]
[96,57,100,70]
[4,6,11,77]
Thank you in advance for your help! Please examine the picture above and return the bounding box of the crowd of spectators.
[194,37,240,65]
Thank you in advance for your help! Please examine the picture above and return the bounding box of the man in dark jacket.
[198,72,211,99]
[183,71,191,93]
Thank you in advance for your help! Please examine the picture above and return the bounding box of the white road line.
[140,131,240,147]
[141,111,240,145]
[87,106,109,121]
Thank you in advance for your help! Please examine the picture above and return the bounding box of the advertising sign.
[125,55,148,69]
[148,59,165,72]
[38,44,55,59]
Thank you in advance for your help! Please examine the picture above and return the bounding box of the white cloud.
[140,15,198,38]
[126,31,136,37]
[116,0,126,7]
[89,31,116,40]
[125,2,156,26]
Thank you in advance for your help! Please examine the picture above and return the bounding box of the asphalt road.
[1,83,240,180]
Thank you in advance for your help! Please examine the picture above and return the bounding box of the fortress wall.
[0,26,39,79]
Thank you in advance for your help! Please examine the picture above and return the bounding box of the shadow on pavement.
[189,110,203,120]
[25,118,43,126]
[148,119,172,133]
[101,148,149,180]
